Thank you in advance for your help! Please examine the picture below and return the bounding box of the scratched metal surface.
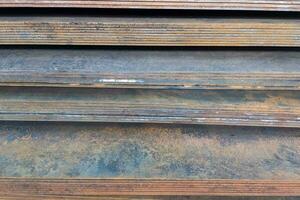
[0,87,299,127]
[0,48,299,89]
[0,122,299,179]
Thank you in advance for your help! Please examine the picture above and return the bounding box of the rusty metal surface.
[0,122,299,179]
[0,1,298,199]
[0,16,299,46]
[0,87,299,127]
[0,48,299,90]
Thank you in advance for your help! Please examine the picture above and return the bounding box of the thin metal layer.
[0,179,299,197]
[0,49,299,90]
[0,88,300,127]
[0,17,299,46]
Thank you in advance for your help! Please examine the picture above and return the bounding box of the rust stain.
[0,123,299,179]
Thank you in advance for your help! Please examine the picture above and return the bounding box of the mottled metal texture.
[0,17,299,46]
[0,122,299,179]
[1,0,300,11]
[0,2,298,199]
[0,87,299,127]
[0,48,299,90]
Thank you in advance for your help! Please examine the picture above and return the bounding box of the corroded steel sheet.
[0,48,299,90]
[0,122,299,179]
[0,17,299,46]
[0,87,299,127]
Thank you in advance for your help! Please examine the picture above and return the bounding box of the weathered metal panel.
[0,17,299,46]
[0,48,299,90]
[0,122,299,179]
[0,87,299,127]
[0,2,298,199]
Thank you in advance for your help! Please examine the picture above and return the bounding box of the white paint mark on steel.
[98,79,144,83]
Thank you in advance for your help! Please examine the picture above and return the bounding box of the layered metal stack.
[0,1,299,199]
